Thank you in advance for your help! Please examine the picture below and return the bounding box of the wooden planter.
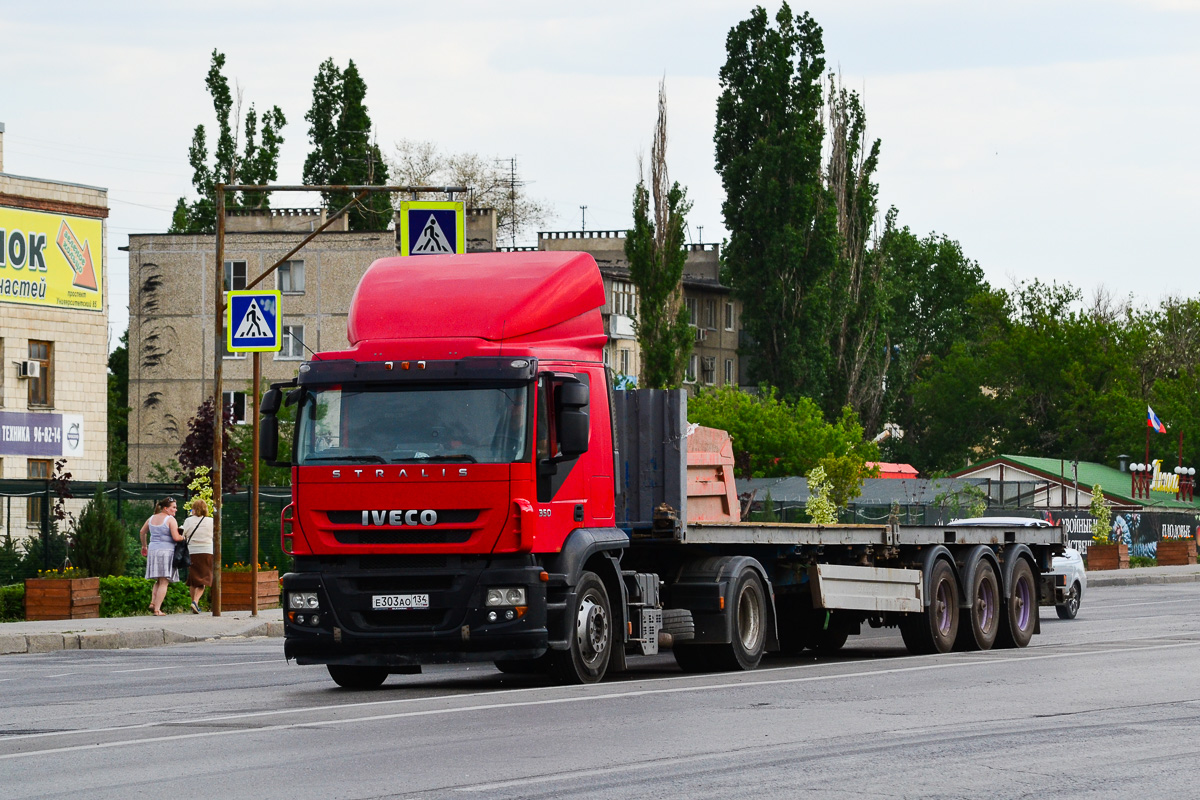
[1156,539,1197,566]
[1087,543,1129,571]
[24,577,101,620]
[220,570,280,610]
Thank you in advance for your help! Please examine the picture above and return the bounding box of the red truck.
[260,251,1065,688]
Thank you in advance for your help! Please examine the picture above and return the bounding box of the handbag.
[173,538,191,570]
[173,521,196,570]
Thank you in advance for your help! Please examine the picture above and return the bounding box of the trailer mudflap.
[807,564,923,613]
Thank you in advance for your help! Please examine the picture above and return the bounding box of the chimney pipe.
[1117,454,1131,473]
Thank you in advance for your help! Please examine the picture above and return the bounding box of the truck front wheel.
[551,571,612,684]
[327,665,388,690]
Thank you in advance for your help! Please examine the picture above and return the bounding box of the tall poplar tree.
[714,4,838,399]
[169,50,286,233]
[303,58,392,231]
[625,80,694,389]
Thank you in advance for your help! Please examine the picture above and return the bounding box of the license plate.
[372,594,430,610]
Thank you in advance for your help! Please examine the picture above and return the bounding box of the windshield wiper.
[304,454,386,464]
[391,454,478,463]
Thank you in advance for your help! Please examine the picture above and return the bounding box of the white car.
[1049,547,1086,619]
[947,517,1085,619]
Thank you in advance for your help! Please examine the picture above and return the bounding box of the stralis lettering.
[332,468,469,478]
[362,510,438,526]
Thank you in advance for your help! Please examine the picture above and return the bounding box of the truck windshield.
[295,383,530,466]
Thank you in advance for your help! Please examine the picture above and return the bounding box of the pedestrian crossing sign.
[398,200,465,256]
[227,290,282,353]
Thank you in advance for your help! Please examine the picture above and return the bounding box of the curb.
[1086,571,1200,588]
[0,620,283,656]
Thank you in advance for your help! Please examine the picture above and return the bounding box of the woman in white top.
[182,497,214,614]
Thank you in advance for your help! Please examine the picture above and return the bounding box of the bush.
[0,583,24,621]
[72,490,128,577]
[99,576,191,617]
[0,533,21,585]
[17,530,70,578]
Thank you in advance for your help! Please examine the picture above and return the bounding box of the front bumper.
[282,554,548,667]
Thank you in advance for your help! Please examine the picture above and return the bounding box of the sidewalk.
[0,608,283,656]
[1085,562,1200,587]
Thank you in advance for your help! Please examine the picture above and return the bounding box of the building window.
[28,340,52,407]
[611,280,637,319]
[278,260,305,294]
[619,348,631,375]
[223,391,248,425]
[27,458,51,527]
[702,356,716,385]
[224,260,247,291]
[279,324,305,359]
[685,297,698,325]
[704,299,717,329]
[685,354,698,384]
[725,358,735,386]
[725,302,735,331]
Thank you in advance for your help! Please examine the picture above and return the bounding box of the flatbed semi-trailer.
[260,251,1065,688]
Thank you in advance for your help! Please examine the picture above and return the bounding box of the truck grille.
[333,530,472,545]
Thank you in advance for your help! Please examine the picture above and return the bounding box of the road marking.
[109,659,281,674]
[1,638,1197,760]
[1098,598,1200,610]
[43,673,77,678]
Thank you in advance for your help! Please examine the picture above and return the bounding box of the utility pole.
[580,205,587,232]
[697,225,703,244]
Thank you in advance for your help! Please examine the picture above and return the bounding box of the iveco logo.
[362,510,438,526]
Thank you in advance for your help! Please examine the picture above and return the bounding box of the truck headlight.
[289,591,319,610]
[486,587,526,607]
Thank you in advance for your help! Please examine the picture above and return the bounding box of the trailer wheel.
[673,568,767,672]
[958,559,1000,651]
[900,559,959,655]
[997,558,1037,648]
[327,665,388,690]
[550,571,612,684]
[1056,582,1081,620]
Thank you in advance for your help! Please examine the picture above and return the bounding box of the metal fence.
[0,480,293,575]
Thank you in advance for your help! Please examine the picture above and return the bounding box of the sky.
[3,1,1198,352]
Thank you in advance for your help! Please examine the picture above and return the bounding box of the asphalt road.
[3,582,1200,799]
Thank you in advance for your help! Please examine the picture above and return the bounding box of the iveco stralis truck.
[259,251,1066,688]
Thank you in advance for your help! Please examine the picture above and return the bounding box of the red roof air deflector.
[346,252,606,355]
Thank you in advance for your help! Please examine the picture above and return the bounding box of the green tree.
[303,58,392,230]
[170,50,287,233]
[625,80,694,389]
[805,465,838,524]
[715,4,838,399]
[687,386,878,503]
[71,489,128,577]
[107,329,129,481]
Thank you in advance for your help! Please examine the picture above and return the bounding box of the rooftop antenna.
[697,225,703,244]
[580,205,587,232]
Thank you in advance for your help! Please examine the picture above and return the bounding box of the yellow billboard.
[0,207,103,312]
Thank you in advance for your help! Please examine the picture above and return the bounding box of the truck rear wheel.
[996,558,1036,648]
[673,568,767,672]
[550,571,612,684]
[958,559,1000,651]
[327,664,388,690]
[900,559,959,655]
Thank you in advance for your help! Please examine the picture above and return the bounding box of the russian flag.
[1148,406,1167,433]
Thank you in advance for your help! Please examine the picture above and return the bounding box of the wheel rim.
[1015,576,1032,630]
[1067,585,1079,615]
[935,580,953,635]
[976,575,996,634]
[575,591,609,668]
[737,582,764,651]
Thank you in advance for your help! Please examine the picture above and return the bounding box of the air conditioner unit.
[17,360,40,379]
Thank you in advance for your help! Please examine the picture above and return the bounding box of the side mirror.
[260,414,281,464]
[261,387,282,416]
[555,381,589,458]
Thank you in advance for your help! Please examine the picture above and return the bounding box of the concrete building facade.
[0,122,110,538]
